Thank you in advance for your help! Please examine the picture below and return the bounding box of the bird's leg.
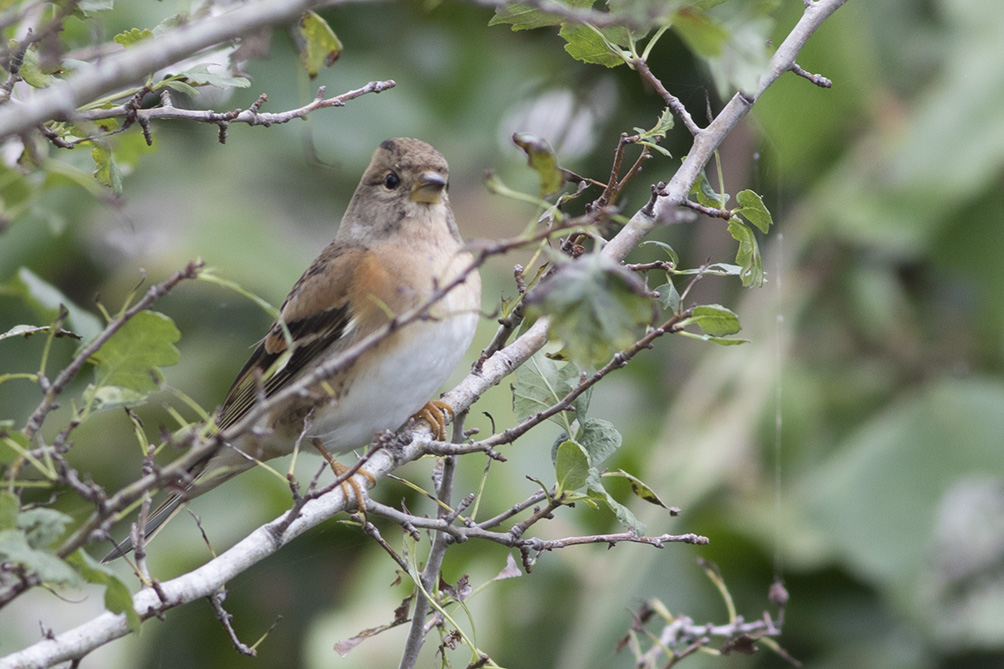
[413,400,454,440]
[311,438,373,513]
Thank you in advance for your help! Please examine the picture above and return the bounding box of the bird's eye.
[383,171,401,190]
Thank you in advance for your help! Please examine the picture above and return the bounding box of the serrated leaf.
[67,550,141,632]
[181,63,250,89]
[488,2,565,30]
[88,310,179,397]
[686,304,741,336]
[736,189,772,234]
[555,440,590,494]
[512,133,564,196]
[606,469,670,508]
[577,417,622,466]
[586,469,645,533]
[654,281,680,312]
[6,268,103,341]
[559,23,629,68]
[113,27,153,47]
[91,145,122,195]
[512,352,591,432]
[297,10,342,78]
[727,218,764,287]
[526,253,654,367]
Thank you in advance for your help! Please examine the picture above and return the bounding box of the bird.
[104,138,481,561]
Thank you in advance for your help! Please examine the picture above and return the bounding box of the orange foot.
[413,400,454,441]
[312,438,375,513]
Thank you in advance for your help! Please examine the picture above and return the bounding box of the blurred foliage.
[0,0,1003,668]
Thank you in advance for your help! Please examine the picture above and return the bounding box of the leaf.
[181,63,250,89]
[577,417,622,467]
[672,8,728,58]
[526,253,655,367]
[161,79,200,97]
[735,189,773,234]
[488,2,565,30]
[297,11,342,78]
[727,218,765,287]
[640,240,679,267]
[686,304,741,336]
[0,491,17,530]
[701,5,773,96]
[512,133,565,196]
[67,550,141,632]
[16,46,55,88]
[654,281,680,312]
[113,28,153,47]
[0,530,80,586]
[17,507,73,549]
[691,170,728,208]
[606,470,671,508]
[555,440,590,494]
[586,469,645,533]
[559,23,630,68]
[492,553,522,581]
[91,145,123,195]
[511,352,591,430]
[86,311,180,410]
[6,268,103,341]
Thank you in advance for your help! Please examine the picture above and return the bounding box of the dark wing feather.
[215,305,352,430]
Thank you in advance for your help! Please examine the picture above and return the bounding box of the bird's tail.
[100,492,188,563]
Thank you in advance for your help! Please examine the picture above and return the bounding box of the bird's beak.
[411,171,447,203]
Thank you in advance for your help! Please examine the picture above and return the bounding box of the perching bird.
[105,138,481,561]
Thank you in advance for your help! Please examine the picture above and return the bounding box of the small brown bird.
[106,138,481,560]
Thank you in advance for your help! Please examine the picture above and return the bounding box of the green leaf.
[527,253,654,367]
[701,5,773,96]
[672,8,728,58]
[17,507,73,549]
[6,268,103,341]
[511,352,591,432]
[16,45,55,88]
[91,145,123,195]
[559,23,629,68]
[606,469,671,508]
[86,311,180,409]
[0,491,17,530]
[113,28,153,47]
[297,10,343,79]
[512,133,565,196]
[181,63,250,89]
[586,470,645,532]
[67,550,141,632]
[736,189,772,234]
[727,218,764,287]
[654,281,680,312]
[488,2,565,30]
[640,240,679,267]
[161,79,200,97]
[686,304,741,336]
[691,170,728,208]
[555,440,590,494]
[577,417,622,466]
[0,530,80,586]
